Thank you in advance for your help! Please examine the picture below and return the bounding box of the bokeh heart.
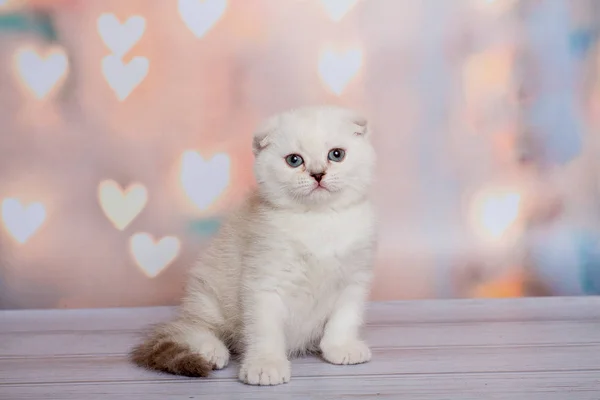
[180,150,230,211]
[1,198,46,244]
[178,0,227,38]
[14,46,68,100]
[319,0,358,22]
[129,233,181,278]
[101,54,149,101]
[97,13,146,58]
[318,48,362,95]
[98,180,147,231]
[470,187,522,242]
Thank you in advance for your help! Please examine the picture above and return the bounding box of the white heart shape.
[470,187,522,242]
[318,48,362,95]
[1,198,46,244]
[98,180,148,231]
[101,54,149,101]
[320,0,358,22]
[181,150,230,211]
[97,13,146,58]
[130,233,180,278]
[178,0,227,39]
[15,47,68,100]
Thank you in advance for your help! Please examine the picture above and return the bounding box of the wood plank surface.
[2,371,599,400]
[3,319,600,357]
[3,296,600,334]
[1,297,599,399]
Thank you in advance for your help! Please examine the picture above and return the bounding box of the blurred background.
[1,0,599,309]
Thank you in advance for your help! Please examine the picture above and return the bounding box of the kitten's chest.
[276,203,374,261]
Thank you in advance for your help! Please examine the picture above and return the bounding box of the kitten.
[130,105,378,386]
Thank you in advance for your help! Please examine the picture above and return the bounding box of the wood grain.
[1,297,599,399]
[3,319,600,357]
[2,371,599,400]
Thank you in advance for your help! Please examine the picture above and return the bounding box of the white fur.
[172,105,377,386]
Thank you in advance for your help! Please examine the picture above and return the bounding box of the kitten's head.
[253,105,376,209]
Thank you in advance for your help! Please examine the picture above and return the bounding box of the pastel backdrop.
[1,0,599,309]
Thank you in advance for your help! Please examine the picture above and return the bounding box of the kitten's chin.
[309,185,332,194]
[258,184,364,210]
[297,185,342,205]
[267,188,336,209]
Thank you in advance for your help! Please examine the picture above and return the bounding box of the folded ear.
[252,116,278,156]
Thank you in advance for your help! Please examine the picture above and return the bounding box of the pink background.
[1,0,599,309]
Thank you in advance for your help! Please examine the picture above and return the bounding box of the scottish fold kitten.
[131,105,377,386]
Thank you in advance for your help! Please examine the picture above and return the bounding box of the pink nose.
[311,172,325,183]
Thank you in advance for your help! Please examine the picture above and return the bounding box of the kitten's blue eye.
[328,148,345,162]
[285,154,304,168]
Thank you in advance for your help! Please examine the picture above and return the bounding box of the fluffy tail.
[129,325,212,377]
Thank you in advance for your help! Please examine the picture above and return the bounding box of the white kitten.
[131,105,378,386]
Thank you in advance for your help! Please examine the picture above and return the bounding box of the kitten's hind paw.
[197,336,230,370]
[239,356,291,386]
[320,340,371,365]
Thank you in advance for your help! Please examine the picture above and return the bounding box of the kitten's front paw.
[320,340,372,365]
[239,357,291,386]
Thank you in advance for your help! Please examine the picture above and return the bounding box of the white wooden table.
[1,297,599,399]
